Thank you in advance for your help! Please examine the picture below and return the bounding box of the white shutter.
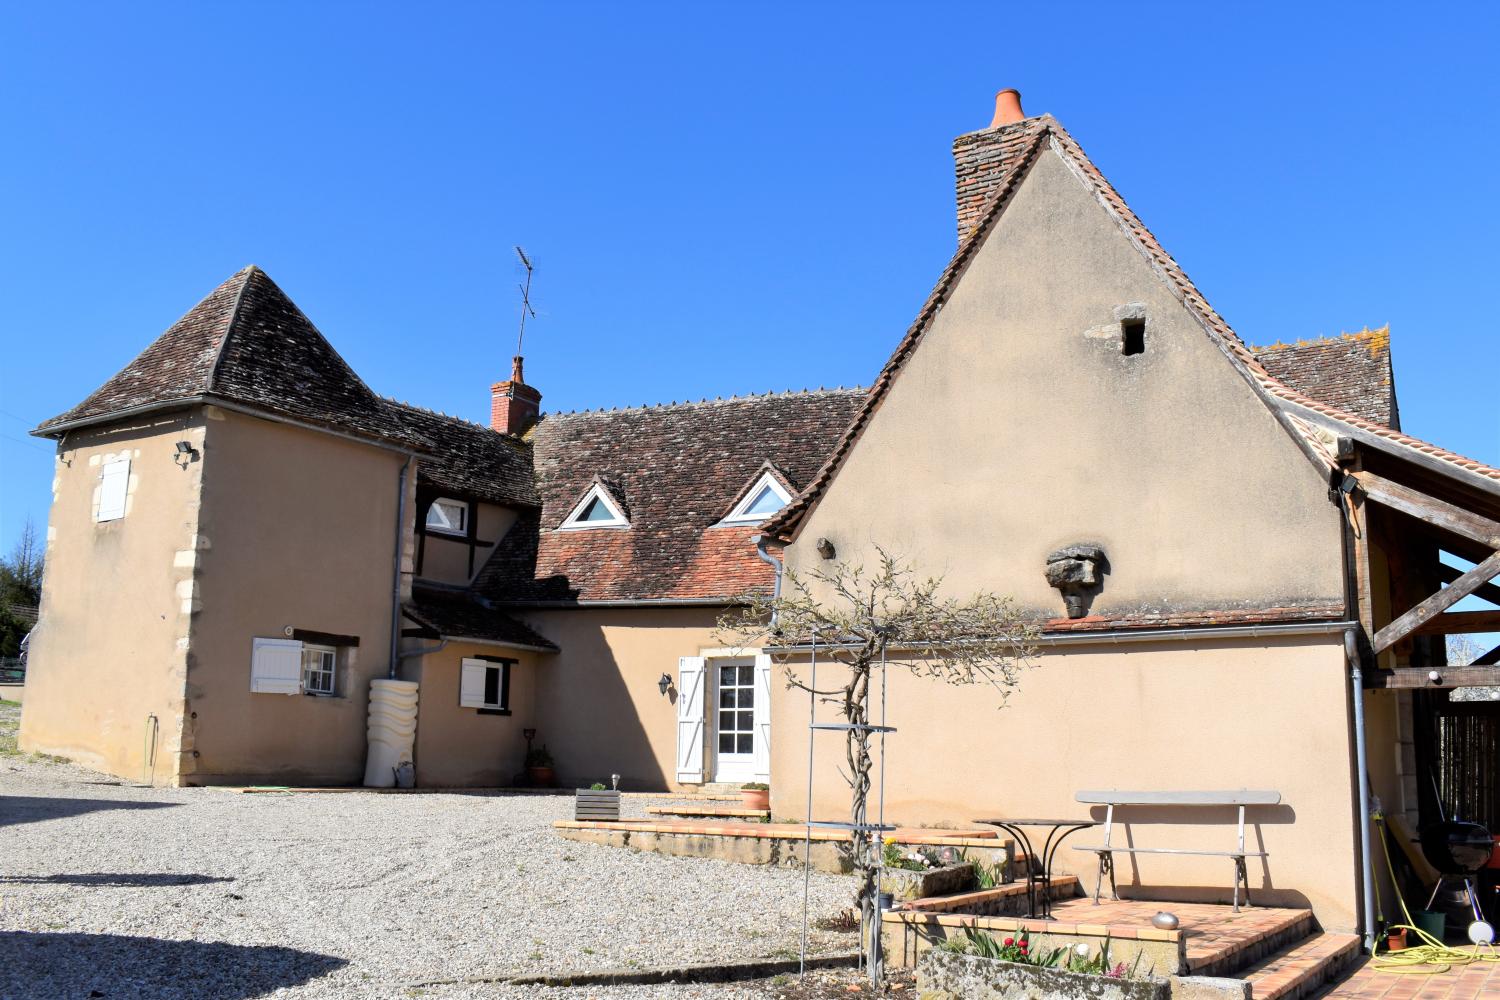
[459,658,487,708]
[676,656,706,782]
[752,653,772,782]
[97,457,130,522]
[250,637,303,694]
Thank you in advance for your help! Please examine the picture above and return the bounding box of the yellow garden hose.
[1369,810,1499,975]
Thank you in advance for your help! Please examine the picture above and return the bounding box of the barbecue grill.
[1418,818,1496,943]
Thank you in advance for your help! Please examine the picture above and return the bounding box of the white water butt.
[364,678,419,788]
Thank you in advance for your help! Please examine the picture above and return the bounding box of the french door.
[712,658,757,782]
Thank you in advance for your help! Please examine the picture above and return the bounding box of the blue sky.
[2,5,1496,595]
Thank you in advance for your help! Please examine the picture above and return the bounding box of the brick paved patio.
[1325,953,1500,999]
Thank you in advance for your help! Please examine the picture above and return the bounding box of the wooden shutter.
[676,656,706,782]
[752,653,772,782]
[459,658,487,708]
[250,637,303,694]
[97,457,130,522]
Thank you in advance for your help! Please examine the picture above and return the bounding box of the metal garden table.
[973,817,1099,919]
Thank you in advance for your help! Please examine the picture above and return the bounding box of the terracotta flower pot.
[1386,928,1407,952]
[741,787,770,810]
[527,765,555,788]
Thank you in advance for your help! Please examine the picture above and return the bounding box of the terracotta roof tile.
[476,390,866,603]
[1251,328,1397,429]
[385,401,537,508]
[35,266,425,451]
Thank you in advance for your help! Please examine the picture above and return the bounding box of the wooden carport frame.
[1338,461,1500,688]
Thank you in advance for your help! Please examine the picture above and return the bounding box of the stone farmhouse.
[20,91,1500,937]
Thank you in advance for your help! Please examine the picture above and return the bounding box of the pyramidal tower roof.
[35,266,417,447]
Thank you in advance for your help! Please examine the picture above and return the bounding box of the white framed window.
[459,657,512,711]
[720,472,791,524]
[558,483,628,530]
[302,644,337,696]
[425,497,468,536]
[250,636,350,696]
[96,456,130,522]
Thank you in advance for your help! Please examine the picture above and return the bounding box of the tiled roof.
[763,116,1500,538]
[386,400,538,508]
[1251,328,1398,429]
[475,389,867,603]
[402,583,557,651]
[34,266,423,450]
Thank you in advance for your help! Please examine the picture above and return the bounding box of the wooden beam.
[1437,562,1500,607]
[1410,610,1500,636]
[1366,665,1500,689]
[1371,549,1500,655]
[1351,471,1500,548]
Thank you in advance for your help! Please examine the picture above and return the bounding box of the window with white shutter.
[459,657,510,711]
[250,638,304,694]
[97,457,130,522]
[675,656,705,782]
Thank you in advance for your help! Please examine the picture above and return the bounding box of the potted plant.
[525,744,555,788]
[1385,927,1408,952]
[741,781,770,810]
[575,779,621,820]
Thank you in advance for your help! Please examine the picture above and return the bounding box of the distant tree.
[1446,634,1482,667]
[719,548,1038,967]
[0,519,44,658]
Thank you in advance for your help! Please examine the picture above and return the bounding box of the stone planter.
[880,862,975,902]
[575,789,621,820]
[918,950,1169,1000]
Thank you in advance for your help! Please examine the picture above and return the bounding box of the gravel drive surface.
[0,726,857,999]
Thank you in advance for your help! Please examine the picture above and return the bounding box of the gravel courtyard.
[0,706,857,999]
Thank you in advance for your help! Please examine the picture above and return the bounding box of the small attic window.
[721,473,792,524]
[560,483,628,530]
[1121,319,1146,356]
[425,498,468,536]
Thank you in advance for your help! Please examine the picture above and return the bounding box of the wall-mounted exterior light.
[658,673,672,696]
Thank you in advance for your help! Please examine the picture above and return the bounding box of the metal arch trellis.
[798,628,897,989]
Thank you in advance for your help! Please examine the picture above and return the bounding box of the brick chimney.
[952,88,1031,246]
[490,356,541,435]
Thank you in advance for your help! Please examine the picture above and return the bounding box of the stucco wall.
[19,413,207,781]
[402,641,541,787]
[784,145,1344,616]
[184,407,406,785]
[769,633,1362,931]
[517,606,727,791]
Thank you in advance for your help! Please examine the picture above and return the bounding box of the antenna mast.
[514,246,536,357]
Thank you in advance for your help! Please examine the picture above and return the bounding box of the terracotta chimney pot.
[990,89,1025,128]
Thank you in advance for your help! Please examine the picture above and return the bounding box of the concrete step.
[647,805,771,820]
[1241,932,1361,1000]
[1187,909,1318,978]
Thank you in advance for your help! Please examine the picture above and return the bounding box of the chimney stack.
[952,88,1030,245]
[490,356,541,435]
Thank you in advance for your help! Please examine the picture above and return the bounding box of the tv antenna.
[514,246,536,356]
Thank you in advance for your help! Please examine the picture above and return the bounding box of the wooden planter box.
[575,789,621,821]
[918,950,1169,1000]
[881,862,975,902]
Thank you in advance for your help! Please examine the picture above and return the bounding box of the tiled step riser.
[1243,934,1361,1000]
[1191,914,1317,978]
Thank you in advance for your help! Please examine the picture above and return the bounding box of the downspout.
[388,459,410,680]
[752,533,783,629]
[1346,627,1377,952]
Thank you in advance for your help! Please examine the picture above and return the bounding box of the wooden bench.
[1074,789,1281,912]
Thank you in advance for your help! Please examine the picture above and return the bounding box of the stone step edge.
[1239,932,1362,1000]
[1187,911,1318,978]
[411,951,862,989]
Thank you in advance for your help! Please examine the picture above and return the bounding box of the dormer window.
[560,483,629,529]
[426,498,468,536]
[721,472,792,524]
